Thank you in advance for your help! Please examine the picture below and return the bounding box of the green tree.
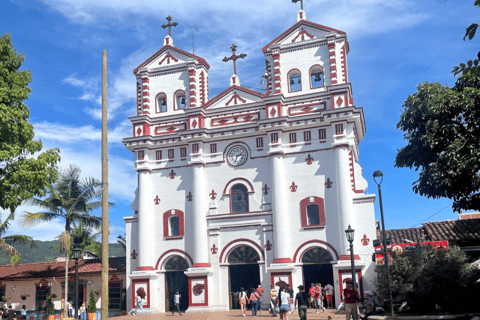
[87,289,97,313]
[20,164,110,318]
[377,245,480,313]
[0,211,35,264]
[116,234,126,252]
[395,73,480,212]
[452,0,480,76]
[0,33,60,214]
[70,223,102,258]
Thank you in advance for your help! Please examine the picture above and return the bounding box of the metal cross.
[292,0,304,10]
[222,43,247,75]
[161,15,178,37]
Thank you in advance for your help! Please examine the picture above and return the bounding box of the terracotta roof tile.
[423,219,480,242]
[384,227,425,244]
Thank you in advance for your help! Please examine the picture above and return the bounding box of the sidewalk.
[110,308,347,319]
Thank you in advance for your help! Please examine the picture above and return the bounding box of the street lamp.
[344,225,356,292]
[373,170,394,316]
[72,246,82,320]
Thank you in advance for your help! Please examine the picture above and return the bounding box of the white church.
[123,5,377,314]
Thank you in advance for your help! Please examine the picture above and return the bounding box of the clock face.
[227,146,248,166]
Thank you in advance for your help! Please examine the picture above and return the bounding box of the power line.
[410,202,453,228]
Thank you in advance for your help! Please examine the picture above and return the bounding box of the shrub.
[86,289,97,313]
[46,296,55,315]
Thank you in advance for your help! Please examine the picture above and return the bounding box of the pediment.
[134,45,210,74]
[204,86,266,110]
[262,20,346,52]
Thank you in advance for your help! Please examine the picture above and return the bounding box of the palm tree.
[70,223,102,258]
[21,165,111,318]
[0,211,35,264]
[117,234,126,252]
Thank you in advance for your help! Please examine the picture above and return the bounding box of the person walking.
[5,306,15,320]
[20,305,26,320]
[343,280,359,320]
[325,283,334,309]
[132,292,145,316]
[239,287,247,317]
[295,285,309,320]
[287,285,294,314]
[308,283,315,309]
[248,287,260,316]
[314,283,325,313]
[68,300,73,318]
[255,285,264,315]
[269,285,277,317]
[276,287,291,320]
[171,289,182,316]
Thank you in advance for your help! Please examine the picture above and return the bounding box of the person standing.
[79,302,86,320]
[325,283,334,309]
[171,289,182,316]
[314,283,325,313]
[361,291,375,320]
[343,280,359,320]
[20,305,26,320]
[255,285,263,315]
[308,283,315,309]
[67,300,73,318]
[239,287,247,317]
[295,285,309,320]
[276,287,291,320]
[287,285,294,314]
[5,306,15,320]
[248,287,259,316]
[270,285,277,317]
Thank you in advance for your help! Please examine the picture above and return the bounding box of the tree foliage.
[87,289,97,313]
[395,73,480,212]
[377,245,480,313]
[452,0,480,76]
[0,33,60,213]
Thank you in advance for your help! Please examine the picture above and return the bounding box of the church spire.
[161,15,178,46]
[222,43,247,86]
[292,0,307,21]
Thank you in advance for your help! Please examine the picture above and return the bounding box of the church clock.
[227,146,248,166]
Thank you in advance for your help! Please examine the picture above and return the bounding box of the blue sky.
[1,0,478,243]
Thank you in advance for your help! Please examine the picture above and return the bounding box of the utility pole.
[101,49,109,320]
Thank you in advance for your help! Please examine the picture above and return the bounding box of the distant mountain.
[0,240,126,265]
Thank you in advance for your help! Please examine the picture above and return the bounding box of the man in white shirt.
[325,284,334,309]
[171,289,182,316]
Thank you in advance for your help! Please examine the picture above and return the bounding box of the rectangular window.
[271,133,278,144]
[289,133,297,144]
[108,281,122,310]
[170,216,180,236]
[156,150,162,160]
[168,149,174,159]
[210,143,217,154]
[304,131,311,142]
[335,124,344,135]
[0,286,4,301]
[180,147,187,158]
[319,129,326,140]
[137,150,144,160]
[192,143,199,154]
[35,286,50,312]
[256,137,264,148]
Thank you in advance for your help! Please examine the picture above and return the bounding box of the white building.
[123,8,377,314]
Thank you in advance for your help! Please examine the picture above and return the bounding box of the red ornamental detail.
[361,234,370,246]
[225,92,247,106]
[336,96,343,106]
[166,127,177,132]
[169,169,176,179]
[276,278,288,288]
[131,250,138,260]
[290,182,298,192]
[305,154,314,165]
[265,240,273,251]
[136,127,142,136]
[191,119,198,128]
[244,116,254,121]
[159,53,179,65]
[211,244,218,254]
[262,184,270,195]
[186,192,193,201]
[209,189,217,200]
[325,178,333,188]
[270,107,277,117]
[192,283,205,296]
[153,195,161,205]
[292,28,315,43]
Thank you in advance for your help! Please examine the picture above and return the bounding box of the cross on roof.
[161,15,178,37]
[222,43,247,76]
[292,0,304,10]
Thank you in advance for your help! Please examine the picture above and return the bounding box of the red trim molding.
[155,249,194,270]
[131,279,150,309]
[339,254,360,260]
[188,276,208,307]
[136,266,154,271]
[162,209,185,239]
[222,177,255,195]
[192,263,211,268]
[300,196,326,228]
[272,258,293,263]
[219,238,265,263]
[271,272,293,288]
[293,239,340,262]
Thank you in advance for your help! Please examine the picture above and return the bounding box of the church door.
[301,247,334,306]
[227,245,261,310]
[164,256,189,312]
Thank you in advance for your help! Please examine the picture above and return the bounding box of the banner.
[375,241,449,264]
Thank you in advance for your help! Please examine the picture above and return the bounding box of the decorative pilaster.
[191,164,210,267]
[327,37,337,85]
[334,144,355,258]
[271,154,292,263]
[141,77,150,115]
[137,170,154,270]
[272,52,281,94]
[188,67,197,107]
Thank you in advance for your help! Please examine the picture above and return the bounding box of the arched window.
[174,90,186,110]
[301,247,333,264]
[165,256,189,271]
[288,69,302,92]
[230,184,249,213]
[228,245,260,264]
[163,209,184,239]
[310,65,324,88]
[300,196,326,228]
[156,93,167,113]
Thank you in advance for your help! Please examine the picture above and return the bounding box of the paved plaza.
[111,308,347,319]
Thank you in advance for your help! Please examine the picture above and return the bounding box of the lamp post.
[344,225,356,291]
[373,170,394,316]
[72,246,82,320]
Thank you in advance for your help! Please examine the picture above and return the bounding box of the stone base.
[186,305,227,313]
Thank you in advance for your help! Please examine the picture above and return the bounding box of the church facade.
[123,9,376,313]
